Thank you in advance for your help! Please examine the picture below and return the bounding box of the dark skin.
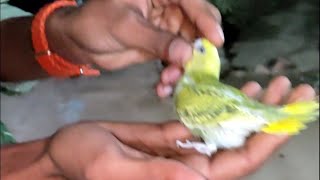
[0,17,47,81]
[1,0,223,98]
[1,0,317,179]
[1,76,316,180]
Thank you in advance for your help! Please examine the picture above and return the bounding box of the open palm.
[48,76,316,179]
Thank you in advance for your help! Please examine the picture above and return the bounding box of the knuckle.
[112,10,138,31]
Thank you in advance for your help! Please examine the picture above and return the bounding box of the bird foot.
[176,140,217,156]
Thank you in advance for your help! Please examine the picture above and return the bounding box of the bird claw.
[176,140,217,156]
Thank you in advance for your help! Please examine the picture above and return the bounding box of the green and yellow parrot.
[174,38,319,156]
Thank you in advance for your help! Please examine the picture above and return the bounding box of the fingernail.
[168,38,192,65]
[163,86,173,96]
[217,25,225,42]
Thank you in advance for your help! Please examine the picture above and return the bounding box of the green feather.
[174,38,319,147]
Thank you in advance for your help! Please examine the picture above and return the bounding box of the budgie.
[174,38,319,156]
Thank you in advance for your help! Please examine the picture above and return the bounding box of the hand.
[46,0,224,97]
[47,121,206,180]
[45,76,316,180]
[171,76,317,180]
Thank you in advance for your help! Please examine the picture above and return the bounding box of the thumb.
[113,10,193,66]
[97,121,199,156]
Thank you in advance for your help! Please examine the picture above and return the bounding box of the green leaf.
[0,121,16,146]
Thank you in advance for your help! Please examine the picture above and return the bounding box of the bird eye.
[198,46,205,53]
[194,39,205,54]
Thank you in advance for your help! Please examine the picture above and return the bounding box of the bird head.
[184,38,221,80]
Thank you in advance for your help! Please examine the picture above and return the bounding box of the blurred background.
[1,0,319,179]
[212,0,319,92]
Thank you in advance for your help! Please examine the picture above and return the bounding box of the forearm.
[0,138,62,180]
[0,6,80,82]
[0,17,49,81]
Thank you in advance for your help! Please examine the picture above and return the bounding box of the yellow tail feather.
[282,100,319,118]
[262,100,319,135]
[262,118,307,135]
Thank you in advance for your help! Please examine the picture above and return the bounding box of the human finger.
[92,49,155,70]
[113,10,192,66]
[240,81,263,99]
[261,76,292,105]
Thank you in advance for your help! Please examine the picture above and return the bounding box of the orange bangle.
[32,0,100,78]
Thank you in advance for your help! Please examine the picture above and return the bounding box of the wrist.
[32,0,100,77]
[45,6,85,65]
[0,138,61,179]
